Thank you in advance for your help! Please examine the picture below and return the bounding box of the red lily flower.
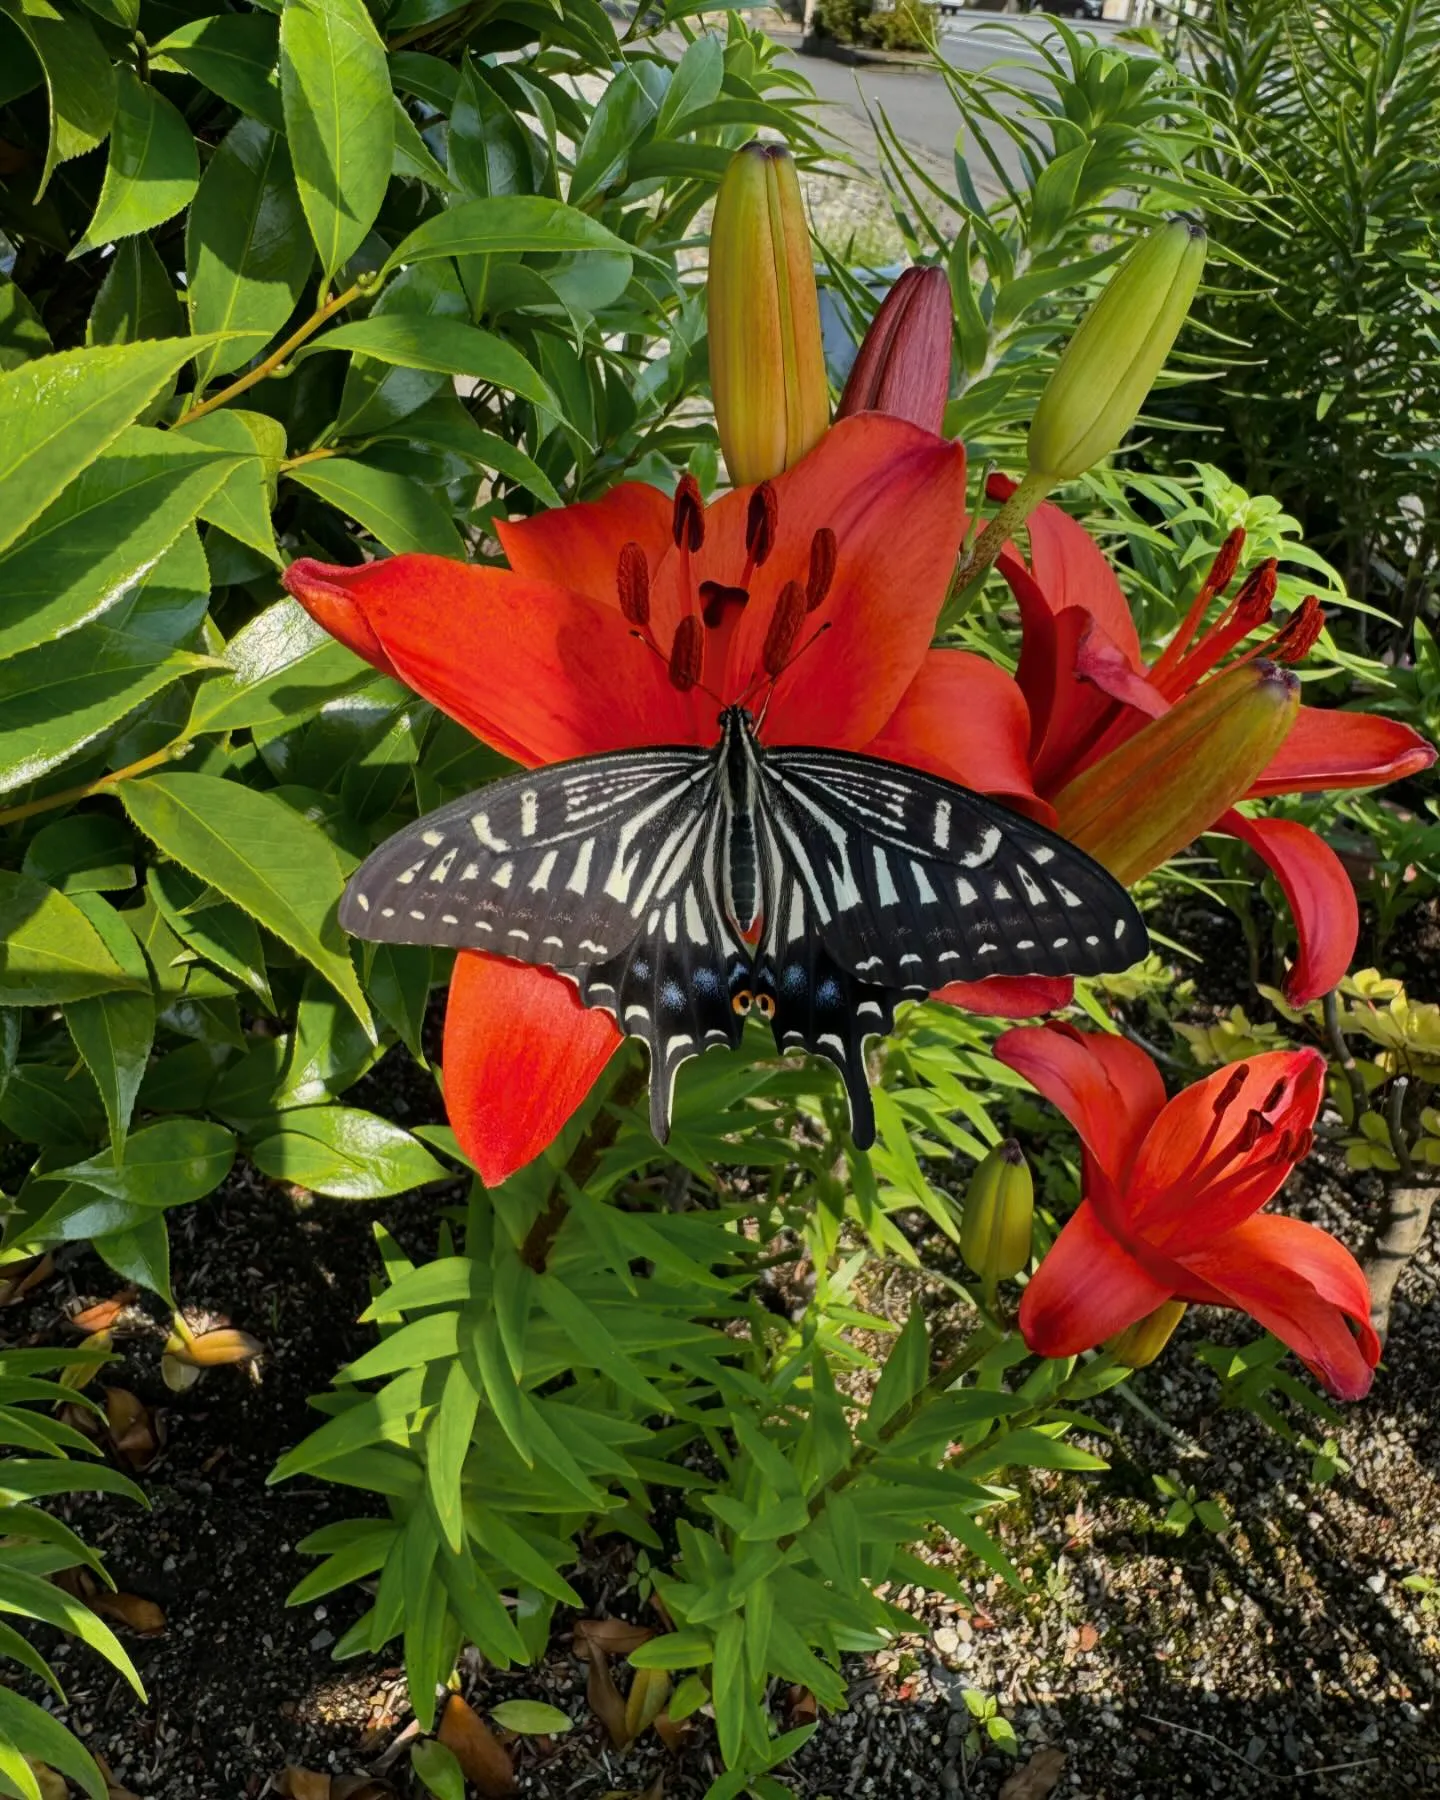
[285,416,1063,1185]
[991,478,1435,1002]
[996,1023,1379,1400]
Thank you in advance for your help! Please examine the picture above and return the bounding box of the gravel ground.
[8,902,1440,1799]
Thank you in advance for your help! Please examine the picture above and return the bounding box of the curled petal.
[726,415,967,750]
[862,648,1047,816]
[1219,810,1358,1005]
[283,559,400,679]
[443,952,621,1188]
[1250,705,1437,796]
[934,975,1073,1018]
[995,1023,1167,1190]
[1174,1213,1379,1400]
[496,480,674,604]
[1018,1198,1173,1358]
[992,482,1144,667]
[1129,1048,1327,1247]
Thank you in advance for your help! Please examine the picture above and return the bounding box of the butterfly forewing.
[339,745,718,966]
[757,746,1146,990]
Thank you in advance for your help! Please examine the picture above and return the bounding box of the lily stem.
[953,470,1053,594]
[519,1059,649,1273]
[0,738,191,830]
[174,281,368,428]
[1322,989,1369,1124]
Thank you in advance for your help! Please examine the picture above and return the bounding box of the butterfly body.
[340,707,1147,1149]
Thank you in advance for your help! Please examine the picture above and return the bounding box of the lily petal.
[443,951,622,1188]
[1018,1197,1174,1358]
[727,415,968,749]
[1219,811,1358,1005]
[1130,1048,1326,1248]
[934,975,1073,1017]
[291,553,706,765]
[283,559,400,679]
[862,648,1046,815]
[496,480,674,604]
[1175,1213,1379,1400]
[990,478,1143,667]
[1249,705,1436,796]
[995,1023,1167,1189]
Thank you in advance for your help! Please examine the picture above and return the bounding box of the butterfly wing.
[340,745,719,967]
[757,745,1147,991]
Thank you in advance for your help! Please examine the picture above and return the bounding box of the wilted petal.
[443,952,621,1188]
[1219,810,1358,1004]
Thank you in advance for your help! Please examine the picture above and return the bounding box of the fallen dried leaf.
[787,1685,818,1725]
[584,1641,631,1750]
[0,1251,54,1306]
[999,1746,1067,1800]
[1075,1622,1099,1653]
[436,1694,516,1798]
[159,1353,202,1393]
[276,1771,330,1800]
[71,1289,138,1333]
[26,1760,68,1800]
[104,1387,159,1470]
[89,1592,165,1636]
[331,1780,394,1800]
[651,1711,693,1754]
[94,1751,142,1800]
[624,1667,670,1743]
[165,1326,263,1367]
[574,1617,654,1658]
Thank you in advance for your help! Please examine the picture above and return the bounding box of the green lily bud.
[708,140,829,486]
[960,1139,1034,1283]
[1026,220,1206,483]
[1108,1300,1187,1370]
[1054,660,1300,887]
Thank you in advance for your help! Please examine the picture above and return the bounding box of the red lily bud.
[763,581,808,677]
[746,481,779,566]
[673,472,704,551]
[806,527,837,612]
[1108,1299,1187,1370]
[669,615,703,691]
[837,265,953,436]
[616,541,650,627]
[1054,660,1301,887]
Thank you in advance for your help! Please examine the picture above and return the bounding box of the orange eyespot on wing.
[732,989,754,1016]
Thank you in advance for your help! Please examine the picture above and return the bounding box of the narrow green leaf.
[74,67,199,254]
[655,33,724,137]
[118,772,371,1029]
[0,872,140,1006]
[489,1700,572,1735]
[449,58,532,199]
[0,1688,107,1800]
[0,1563,143,1697]
[0,426,238,662]
[286,456,465,556]
[0,0,115,199]
[296,315,556,408]
[0,338,208,557]
[426,1358,479,1552]
[569,66,657,206]
[280,0,394,284]
[185,118,313,389]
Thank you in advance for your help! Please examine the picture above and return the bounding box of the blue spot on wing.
[660,979,685,1014]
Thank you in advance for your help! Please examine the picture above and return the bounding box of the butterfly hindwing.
[339,745,718,968]
[757,746,1146,989]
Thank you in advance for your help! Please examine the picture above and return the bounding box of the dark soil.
[7,900,1440,1800]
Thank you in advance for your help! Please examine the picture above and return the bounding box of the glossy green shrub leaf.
[655,32,724,136]
[151,14,284,132]
[296,315,556,408]
[189,595,372,734]
[87,235,188,346]
[569,66,657,206]
[93,1212,174,1305]
[251,1105,448,1198]
[280,0,394,283]
[382,194,634,275]
[75,67,199,254]
[0,0,115,198]
[21,816,135,896]
[185,118,314,387]
[64,893,154,1151]
[180,409,286,563]
[286,457,465,556]
[52,1119,236,1208]
[0,872,142,1007]
[119,772,370,1030]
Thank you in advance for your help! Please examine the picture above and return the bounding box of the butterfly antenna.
[753,619,832,732]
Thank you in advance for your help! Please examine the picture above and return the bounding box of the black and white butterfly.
[340,705,1147,1149]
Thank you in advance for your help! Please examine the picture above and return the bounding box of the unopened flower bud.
[708,140,829,486]
[1026,220,1206,483]
[1054,659,1300,887]
[1108,1299,1187,1370]
[960,1140,1034,1283]
[837,264,953,435]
